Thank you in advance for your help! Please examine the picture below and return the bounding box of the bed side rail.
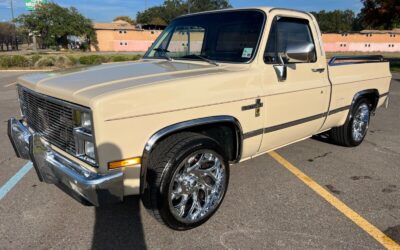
[328,55,386,66]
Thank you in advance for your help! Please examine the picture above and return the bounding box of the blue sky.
[0,0,363,22]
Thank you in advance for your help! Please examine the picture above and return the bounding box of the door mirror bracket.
[273,54,287,82]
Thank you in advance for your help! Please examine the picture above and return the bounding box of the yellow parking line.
[269,151,400,250]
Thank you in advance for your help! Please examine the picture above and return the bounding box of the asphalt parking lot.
[0,71,399,250]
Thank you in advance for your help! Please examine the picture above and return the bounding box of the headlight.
[73,110,97,166]
[85,141,96,159]
[81,112,92,132]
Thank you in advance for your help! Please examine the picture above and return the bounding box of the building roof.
[93,20,137,30]
[360,29,400,34]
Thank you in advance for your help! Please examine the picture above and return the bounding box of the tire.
[330,98,371,147]
[142,132,230,230]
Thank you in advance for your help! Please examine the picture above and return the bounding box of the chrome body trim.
[328,55,386,66]
[140,115,243,193]
[8,118,123,206]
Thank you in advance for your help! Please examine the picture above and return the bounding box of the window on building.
[125,42,128,45]
[120,42,123,45]
[119,30,122,34]
[124,30,127,34]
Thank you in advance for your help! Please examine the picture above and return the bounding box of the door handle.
[312,68,325,73]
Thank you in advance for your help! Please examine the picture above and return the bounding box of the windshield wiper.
[186,54,219,66]
[153,48,173,61]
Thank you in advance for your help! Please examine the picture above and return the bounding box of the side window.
[264,17,316,64]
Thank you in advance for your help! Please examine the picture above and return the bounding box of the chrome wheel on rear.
[351,103,370,142]
[168,150,226,223]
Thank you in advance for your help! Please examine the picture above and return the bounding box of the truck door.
[258,13,330,152]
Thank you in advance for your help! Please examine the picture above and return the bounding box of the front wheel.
[330,98,371,147]
[142,132,229,230]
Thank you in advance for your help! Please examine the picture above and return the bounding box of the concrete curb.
[0,69,53,72]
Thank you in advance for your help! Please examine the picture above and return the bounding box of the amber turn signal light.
[108,157,141,169]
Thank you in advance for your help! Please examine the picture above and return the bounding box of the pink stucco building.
[322,30,400,52]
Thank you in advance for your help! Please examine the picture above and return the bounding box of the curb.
[0,69,53,72]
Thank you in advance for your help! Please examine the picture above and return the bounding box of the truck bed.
[321,55,392,131]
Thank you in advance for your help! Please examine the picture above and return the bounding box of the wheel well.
[187,122,240,162]
[140,117,243,194]
[353,89,379,111]
[155,122,241,162]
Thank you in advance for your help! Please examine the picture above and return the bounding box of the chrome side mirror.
[285,41,315,63]
[273,41,315,82]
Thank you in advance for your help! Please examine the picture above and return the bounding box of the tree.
[15,2,97,50]
[0,22,17,51]
[359,0,400,29]
[136,0,231,25]
[113,16,136,25]
[311,10,357,32]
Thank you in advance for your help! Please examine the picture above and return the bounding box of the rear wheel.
[330,98,371,147]
[142,132,229,230]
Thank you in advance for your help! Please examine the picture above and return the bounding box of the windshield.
[144,10,266,63]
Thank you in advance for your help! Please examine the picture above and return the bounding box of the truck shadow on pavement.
[91,142,146,250]
[91,196,147,250]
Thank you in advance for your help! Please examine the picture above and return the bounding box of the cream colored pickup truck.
[8,7,391,230]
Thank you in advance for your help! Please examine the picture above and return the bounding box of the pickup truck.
[8,7,391,230]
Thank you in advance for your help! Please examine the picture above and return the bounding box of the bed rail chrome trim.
[328,55,386,66]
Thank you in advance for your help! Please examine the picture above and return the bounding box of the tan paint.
[16,7,392,195]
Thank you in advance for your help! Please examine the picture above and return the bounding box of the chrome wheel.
[168,150,226,223]
[351,103,370,142]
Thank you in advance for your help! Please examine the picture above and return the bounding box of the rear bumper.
[7,118,123,206]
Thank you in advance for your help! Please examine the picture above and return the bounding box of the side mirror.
[285,41,315,63]
[273,41,315,82]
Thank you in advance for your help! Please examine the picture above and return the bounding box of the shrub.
[0,56,8,68]
[35,56,56,67]
[0,55,30,68]
[110,55,130,62]
[30,54,42,65]
[131,54,142,61]
[79,55,107,65]
[66,55,78,65]
[55,55,74,68]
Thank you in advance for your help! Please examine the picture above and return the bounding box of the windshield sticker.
[242,48,253,58]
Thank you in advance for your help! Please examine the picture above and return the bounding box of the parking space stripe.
[0,162,33,201]
[268,151,400,250]
[4,82,17,88]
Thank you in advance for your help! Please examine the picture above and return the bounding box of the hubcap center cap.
[181,175,197,192]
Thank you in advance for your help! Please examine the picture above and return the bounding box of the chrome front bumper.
[7,118,123,206]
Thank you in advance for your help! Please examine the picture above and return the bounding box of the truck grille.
[18,86,76,154]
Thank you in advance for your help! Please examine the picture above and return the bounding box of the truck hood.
[18,60,230,106]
